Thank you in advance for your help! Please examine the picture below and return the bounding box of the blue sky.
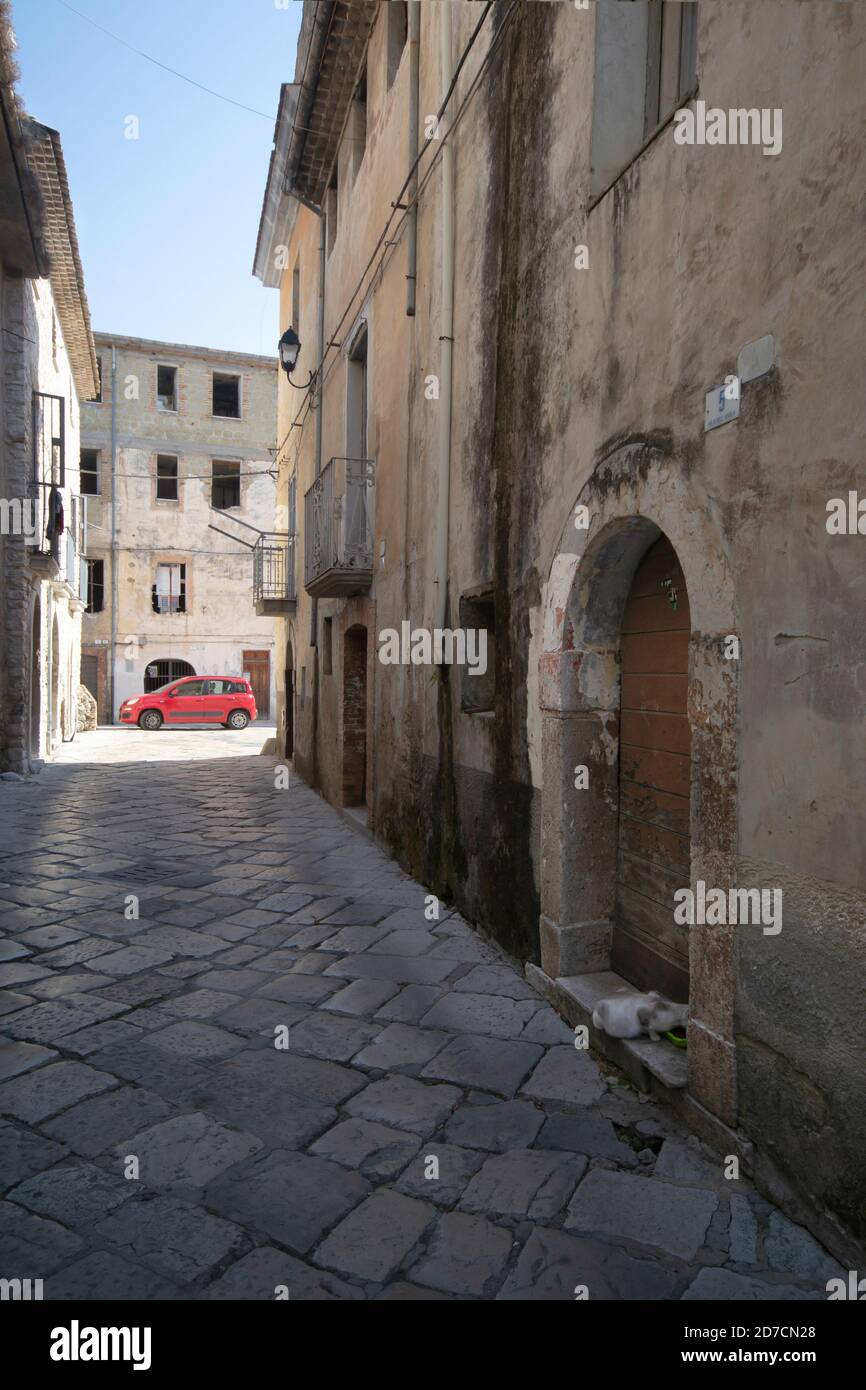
[14,0,302,355]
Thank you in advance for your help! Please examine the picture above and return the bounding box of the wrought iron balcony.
[253,532,297,615]
[304,456,375,598]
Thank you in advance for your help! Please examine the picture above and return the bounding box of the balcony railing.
[304,456,375,598]
[253,531,297,615]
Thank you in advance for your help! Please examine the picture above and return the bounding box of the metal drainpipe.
[109,344,118,723]
[406,1,421,317]
[310,207,326,786]
[435,0,455,634]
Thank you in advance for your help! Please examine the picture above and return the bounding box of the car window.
[177,680,204,696]
[202,680,229,695]
[225,680,247,694]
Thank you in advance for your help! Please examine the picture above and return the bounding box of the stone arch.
[539,441,739,1127]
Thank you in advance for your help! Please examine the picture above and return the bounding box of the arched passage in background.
[284,638,295,759]
[144,658,196,692]
[29,595,42,758]
[50,615,60,748]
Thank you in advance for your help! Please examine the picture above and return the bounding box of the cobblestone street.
[0,730,842,1300]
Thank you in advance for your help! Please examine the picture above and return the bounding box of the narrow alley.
[0,732,840,1301]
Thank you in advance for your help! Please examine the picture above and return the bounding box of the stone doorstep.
[525,965,688,1096]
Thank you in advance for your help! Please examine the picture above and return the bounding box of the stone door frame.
[538,441,739,1126]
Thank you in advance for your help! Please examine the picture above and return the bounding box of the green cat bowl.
[664,1028,688,1048]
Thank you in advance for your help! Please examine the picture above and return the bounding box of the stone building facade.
[0,23,98,776]
[80,335,278,722]
[253,0,866,1264]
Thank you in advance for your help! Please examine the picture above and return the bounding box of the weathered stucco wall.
[272,0,866,1256]
[82,337,278,718]
[1,272,85,770]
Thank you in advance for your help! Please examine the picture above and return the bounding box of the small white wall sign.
[737,334,775,384]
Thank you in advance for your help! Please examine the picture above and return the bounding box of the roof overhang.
[252,0,377,281]
[253,82,301,287]
[23,118,98,401]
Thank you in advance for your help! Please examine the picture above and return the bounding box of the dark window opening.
[326,164,338,257]
[352,64,368,179]
[85,557,104,614]
[459,590,496,714]
[291,262,300,331]
[347,326,368,458]
[387,2,408,88]
[156,454,178,501]
[322,616,333,675]
[590,0,698,200]
[152,563,186,614]
[80,448,99,496]
[157,364,177,411]
[33,391,65,488]
[144,657,195,692]
[213,373,241,418]
[212,460,240,509]
[645,0,699,136]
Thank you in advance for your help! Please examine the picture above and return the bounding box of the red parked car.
[119,676,257,731]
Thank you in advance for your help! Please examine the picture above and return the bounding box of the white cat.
[591,989,688,1042]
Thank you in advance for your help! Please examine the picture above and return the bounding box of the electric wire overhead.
[54,0,276,121]
[274,0,516,477]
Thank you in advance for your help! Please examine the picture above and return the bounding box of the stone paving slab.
[497,1227,680,1301]
[313,1190,435,1282]
[408,1211,515,1298]
[0,728,843,1302]
[565,1169,718,1261]
[9,1162,137,1227]
[0,1040,58,1081]
[310,1117,420,1181]
[206,1149,370,1255]
[0,1118,69,1188]
[40,1085,174,1158]
[45,1251,182,1301]
[199,1246,362,1301]
[0,1059,118,1123]
[115,1112,263,1191]
[92,1194,247,1285]
[421,1033,543,1096]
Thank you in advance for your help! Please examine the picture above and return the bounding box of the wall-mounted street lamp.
[278,327,316,389]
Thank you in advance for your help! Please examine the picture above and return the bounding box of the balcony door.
[345,325,369,566]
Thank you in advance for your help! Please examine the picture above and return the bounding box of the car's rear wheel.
[138,709,163,731]
[227,709,249,730]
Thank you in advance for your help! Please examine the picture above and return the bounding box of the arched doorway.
[539,440,739,1126]
[284,639,294,759]
[342,625,367,806]
[143,658,195,692]
[613,534,691,1001]
[29,596,42,758]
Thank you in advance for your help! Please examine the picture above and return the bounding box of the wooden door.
[613,537,691,1002]
[242,649,270,719]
